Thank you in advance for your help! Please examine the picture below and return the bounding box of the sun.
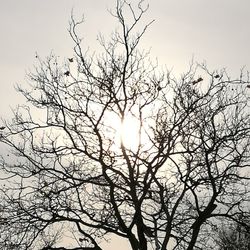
[105,111,149,153]
[108,114,141,151]
[119,116,141,150]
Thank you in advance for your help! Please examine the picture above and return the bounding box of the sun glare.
[114,116,141,151]
[120,117,140,149]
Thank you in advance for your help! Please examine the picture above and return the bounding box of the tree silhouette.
[0,1,250,249]
[215,216,250,250]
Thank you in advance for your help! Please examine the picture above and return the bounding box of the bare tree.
[0,1,250,249]
[214,216,250,250]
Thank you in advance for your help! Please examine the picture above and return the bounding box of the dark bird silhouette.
[214,74,220,78]
[0,126,5,130]
[192,77,203,85]
[246,85,250,88]
[64,71,70,76]
[68,58,73,63]
[197,77,203,82]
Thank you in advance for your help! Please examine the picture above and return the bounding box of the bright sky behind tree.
[1,0,250,249]
[1,0,250,117]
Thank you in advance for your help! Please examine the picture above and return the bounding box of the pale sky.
[1,0,250,118]
[1,0,250,249]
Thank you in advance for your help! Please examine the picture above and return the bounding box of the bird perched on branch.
[64,71,70,76]
[192,77,203,85]
[68,58,73,63]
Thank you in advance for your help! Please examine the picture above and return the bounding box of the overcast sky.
[1,0,250,118]
[1,0,250,248]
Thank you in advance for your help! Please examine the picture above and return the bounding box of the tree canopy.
[215,216,250,250]
[0,1,250,250]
